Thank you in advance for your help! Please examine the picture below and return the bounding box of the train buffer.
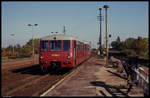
[41,56,144,97]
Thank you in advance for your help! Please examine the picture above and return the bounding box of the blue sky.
[2,1,148,48]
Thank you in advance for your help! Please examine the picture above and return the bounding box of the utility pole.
[103,5,109,66]
[10,34,15,56]
[98,8,102,55]
[63,26,66,35]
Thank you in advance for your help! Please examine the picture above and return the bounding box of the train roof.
[84,42,89,44]
[40,34,76,40]
[40,34,91,45]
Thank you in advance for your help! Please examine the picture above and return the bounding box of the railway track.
[2,60,38,71]
[2,57,92,96]
[2,63,72,96]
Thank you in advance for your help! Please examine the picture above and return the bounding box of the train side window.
[63,40,70,51]
[41,40,48,51]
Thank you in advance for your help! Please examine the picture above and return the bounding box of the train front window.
[50,40,62,51]
[41,40,48,51]
[63,40,70,51]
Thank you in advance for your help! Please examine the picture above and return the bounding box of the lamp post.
[27,24,38,57]
[103,5,109,66]
[10,34,15,56]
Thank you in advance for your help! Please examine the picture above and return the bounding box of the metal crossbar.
[132,68,149,83]
[132,67,149,96]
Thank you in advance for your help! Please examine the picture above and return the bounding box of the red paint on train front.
[40,40,76,68]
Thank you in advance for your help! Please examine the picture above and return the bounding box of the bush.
[121,49,137,57]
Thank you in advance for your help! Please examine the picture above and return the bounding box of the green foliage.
[20,44,32,56]
[121,49,137,56]
[34,38,40,54]
[111,36,121,50]
[3,38,40,57]
[135,37,149,57]
[116,36,120,43]
[111,36,149,58]
[123,38,137,49]
[111,41,118,49]
[26,38,40,54]
[5,45,13,51]
[119,42,126,50]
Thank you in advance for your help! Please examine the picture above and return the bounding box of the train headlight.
[67,53,72,59]
[67,56,71,59]
[40,56,44,59]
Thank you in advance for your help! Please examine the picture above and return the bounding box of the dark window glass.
[41,40,48,51]
[50,40,62,51]
[63,40,70,51]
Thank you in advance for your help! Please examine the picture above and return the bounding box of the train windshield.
[41,40,48,51]
[63,40,70,51]
[50,40,62,51]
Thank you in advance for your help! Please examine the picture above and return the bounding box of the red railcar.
[39,34,91,72]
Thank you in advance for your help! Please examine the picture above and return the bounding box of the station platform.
[43,56,144,97]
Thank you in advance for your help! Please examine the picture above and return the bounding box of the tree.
[33,38,40,54]
[118,36,148,58]
[124,38,137,49]
[2,48,7,56]
[14,44,21,55]
[20,44,32,56]
[26,38,40,54]
[7,50,12,56]
[116,36,120,43]
[3,38,40,57]
[135,38,148,57]
[111,41,118,49]
[111,36,121,50]
[6,45,13,51]
[5,45,14,56]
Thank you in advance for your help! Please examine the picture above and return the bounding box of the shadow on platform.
[104,65,114,68]
[90,81,129,97]
[106,70,127,80]
[94,63,104,66]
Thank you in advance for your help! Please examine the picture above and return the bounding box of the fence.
[132,67,149,96]
[110,56,149,96]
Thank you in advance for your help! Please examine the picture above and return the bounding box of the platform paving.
[44,56,144,97]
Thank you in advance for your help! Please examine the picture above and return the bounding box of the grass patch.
[2,56,13,62]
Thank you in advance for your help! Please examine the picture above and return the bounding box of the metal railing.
[110,56,149,96]
[132,67,149,96]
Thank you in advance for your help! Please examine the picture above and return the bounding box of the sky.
[2,1,149,48]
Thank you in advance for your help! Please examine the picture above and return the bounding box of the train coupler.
[41,65,48,73]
